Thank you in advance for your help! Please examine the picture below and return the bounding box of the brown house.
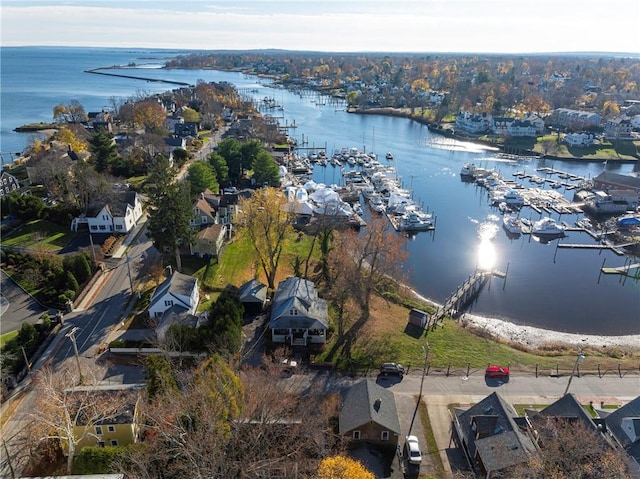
[339,379,401,449]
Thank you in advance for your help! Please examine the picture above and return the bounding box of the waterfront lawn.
[0,330,18,349]
[1,219,74,251]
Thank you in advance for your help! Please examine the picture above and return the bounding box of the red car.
[485,365,510,379]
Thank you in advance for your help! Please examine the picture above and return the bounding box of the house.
[453,392,537,478]
[175,121,199,138]
[65,383,144,454]
[148,271,199,319]
[269,277,328,346]
[564,132,596,147]
[491,117,514,136]
[155,305,202,342]
[455,111,492,134]
[593,171,640,194]
[522,113,546,134]
[525,393,601,434]
[190,223,226,258]
[71,191,143,234]
[507,119,538,137]
[237,278,268,313]
[87,110,113,133]
[0,170,20,198]
[550,108,602,130]
[599,396,640,475]
[339,379,401,449]
[191,194,217,228]
[604,117,634,140]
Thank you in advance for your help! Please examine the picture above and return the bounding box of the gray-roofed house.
[600,396,640,475]
[269,277,328,346]
[148,271,199,320]
[339,379,401,449]
[453,392,537,478]
[526,393,599,432]
[71,191,143,234]
[190,223,227,258]
[238,279,268,313]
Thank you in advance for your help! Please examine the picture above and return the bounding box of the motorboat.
[503,189,525,207]
[502,215,522,235]
[369,194,386,214]
[397,210,434,231]
[385,152,394,160]
[532,217,565,236]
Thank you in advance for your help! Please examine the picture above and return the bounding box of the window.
[97,441,105,448]
[110,440,119,446]
[289,308,298,316]
[381,431,389,441]
[99,225,106,230]
[115,224,122,230]
[95,426,103,435]
[90,225,98,231]
[107,425,116,432]
[202,216,208,223]
[353,430,361,440]
[164,300,173,307]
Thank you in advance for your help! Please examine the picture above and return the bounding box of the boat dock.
[429,271,490,326]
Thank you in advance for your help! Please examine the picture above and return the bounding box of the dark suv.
[380,362,405,377]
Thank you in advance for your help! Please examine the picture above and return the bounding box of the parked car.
[405,435,422,464]
[485,365,510,379]
[380,362,405,377]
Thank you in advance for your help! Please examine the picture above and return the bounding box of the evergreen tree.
[208,151,229,185]
[187,162,219,196]
[88,128,119,173]
[216,138,242,182]
[252,150,280,187]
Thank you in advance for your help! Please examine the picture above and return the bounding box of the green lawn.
[0,330,18,348]
[1,220,75,251]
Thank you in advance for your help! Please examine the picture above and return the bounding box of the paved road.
[0,269,48,334]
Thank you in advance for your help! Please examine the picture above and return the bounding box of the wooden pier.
[430,272,489,326]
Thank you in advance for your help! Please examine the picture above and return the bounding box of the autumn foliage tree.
[236,187,295,290]
[133,100,167,134]
[316,455,375,479]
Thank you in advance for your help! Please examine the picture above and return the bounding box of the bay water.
[1,46,638,336]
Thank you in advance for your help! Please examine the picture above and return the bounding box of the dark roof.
[149,271,197,311]
[238,279,268,304]
[339,379,401,435]
[196,224,225,241]
[534,393,597,431]
[65,384,144,426]
[269,277,328,330]
[603,396,640,462]
[455,392,536,474]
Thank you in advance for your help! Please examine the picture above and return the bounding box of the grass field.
[0,330,18,348]
[1,219,75,251]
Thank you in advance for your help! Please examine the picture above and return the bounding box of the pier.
[85,69,191,86]
[429,271,490,326]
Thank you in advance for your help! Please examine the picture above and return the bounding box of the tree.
[325,215,407,361]
[146,181,194,273]
[205,288,244,355]
[317,456,375,479]
[208,151,229,185]
[53,100,88,123]
[217,138,243,182]
[187,162,219,196]
[508,416,632,479]
[26,366,130,473]
[235,187,295,290]
[57,126,88,153]
[144,355,178,400]
[88,128,119,173]
[133,100,167,134]
[251,150,280,187]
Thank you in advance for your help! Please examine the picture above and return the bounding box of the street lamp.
[563,348,585,396]
[66,327,84,385]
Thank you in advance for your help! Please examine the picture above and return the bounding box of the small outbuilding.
[408,308,428,329]
[238,279,268,313]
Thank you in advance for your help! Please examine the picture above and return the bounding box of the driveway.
[0,269,48,334]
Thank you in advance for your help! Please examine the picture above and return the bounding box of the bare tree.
[26,366,132,473]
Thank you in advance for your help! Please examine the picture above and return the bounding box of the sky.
[2,0,639,54]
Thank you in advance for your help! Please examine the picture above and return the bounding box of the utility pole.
[408,341,430,436]
[563,348,585,396]
[66,327,84,385]
[125,252,134,295]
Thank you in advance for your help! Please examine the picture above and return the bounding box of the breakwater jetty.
[85,68,190,86]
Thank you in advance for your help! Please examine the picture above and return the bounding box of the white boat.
[460,163,477,179]
[353,202,364,216]
[502,215,522,235]
[369,195,386,214]
[503,189,525,206]
[397,210,434,231]
[386,152,394,160]
[532,217,565,236]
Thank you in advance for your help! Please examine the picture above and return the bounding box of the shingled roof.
[339,379,400,436]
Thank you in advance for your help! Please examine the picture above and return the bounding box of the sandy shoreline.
[408,288,640,352]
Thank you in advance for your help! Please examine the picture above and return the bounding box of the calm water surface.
[2,47,638,335]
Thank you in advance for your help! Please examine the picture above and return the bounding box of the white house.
[507,119,538,137]
[604,117,633,140]
[564,132,596,147]
[523,113,546,134]
[72,191,143,234]
[455,111,492,134]
[148,271,199,319]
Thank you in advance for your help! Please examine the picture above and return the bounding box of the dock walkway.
[429,272,489,326]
